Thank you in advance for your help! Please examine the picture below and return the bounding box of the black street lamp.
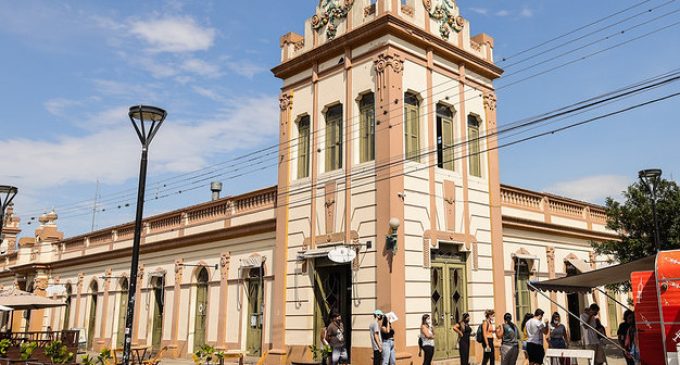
[639,168,662,252]
[0,186,18,242]
[122,105,166,365]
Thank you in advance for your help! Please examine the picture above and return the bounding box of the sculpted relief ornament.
[312,0,355,40]
[423,0,464,39]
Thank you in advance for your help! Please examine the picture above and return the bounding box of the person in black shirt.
[617,310,635,365]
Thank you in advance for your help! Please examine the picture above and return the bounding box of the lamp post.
[0,186,18,242]
[638,168,662,252]
[122,105,166,365]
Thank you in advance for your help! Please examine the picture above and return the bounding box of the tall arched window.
[467,115,482,177]
[88,281,98,350]
[194,268,209,350]
[404,93,420,162]
[325,104,343,171]
[63,284,72,330]
[297,116,311,179]
[150,276,165,351]
[359,93,375,163]
[436,104,455,171]
[116,278,128,348]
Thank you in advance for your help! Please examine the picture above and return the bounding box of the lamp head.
[638,168,662,193]
[388,218,400,231]
[129,105,167,123]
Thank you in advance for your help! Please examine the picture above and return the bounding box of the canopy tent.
[529,255,656,293]
[0,288,65,310]
[0,305,13,311]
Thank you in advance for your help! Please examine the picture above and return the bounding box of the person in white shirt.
[525,309,549,365]
[580,304,606,365]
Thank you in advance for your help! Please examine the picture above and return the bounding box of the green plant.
[308,344,331,362]
[81,354,96,365]
[97,348,112,365]
[192,345,225,365]
[19,341,37,361]
[45,340,75,364]
[0,339,11,357]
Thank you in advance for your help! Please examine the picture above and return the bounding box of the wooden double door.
[313,262,352,360]
[430,261,467,360]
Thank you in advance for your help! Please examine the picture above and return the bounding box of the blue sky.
[0,0,679,237]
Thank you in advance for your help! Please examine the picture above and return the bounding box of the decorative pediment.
[312,0,355,40]
[423,0,464,39]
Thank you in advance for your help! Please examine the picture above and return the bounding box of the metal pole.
[651,190,661,252]
[0,210,5,246]
[122,146,149,365]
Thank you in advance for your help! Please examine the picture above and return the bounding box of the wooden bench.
[544,348,595,365]
[222,350,244,365]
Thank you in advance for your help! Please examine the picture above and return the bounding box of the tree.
[593,178,680,267]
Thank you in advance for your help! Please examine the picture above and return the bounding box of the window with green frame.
[359,93,375,163]
[325,104,343,171]
[404,93,420,162]
[467,115,482,177]
[515,259,532,321]
[606,289,619,336]
[297,116,310,179]
[436,104,455,171]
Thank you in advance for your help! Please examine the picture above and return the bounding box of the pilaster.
[216,253,230,348]
[170,259,183,358]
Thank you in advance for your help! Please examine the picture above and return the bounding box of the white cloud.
[0,95,279,191]
[45,98,83,116]
[520,7,534,18]
[469,7,489,16]
[192,86,224,101]
[495,10,511,17]
[226,60,265,78]
[182,58,222,77]
[129,17,216,53]
[543,175,630,203]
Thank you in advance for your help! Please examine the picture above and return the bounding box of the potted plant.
[308,344,331,365]
[0,339,11,358]
[97,348,112,365]
[192,345,225,365]
[44,340,75,365]
[19,342,37,361]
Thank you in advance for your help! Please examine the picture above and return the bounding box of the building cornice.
[502,215,619,242]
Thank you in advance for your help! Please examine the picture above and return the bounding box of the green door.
[151,278,164,352]
[116,279,128,348]
[194,269,208,350]
[431,262,467,360]
[313,262,352,360]
[246,270,263,356]
[606,290,619,336]
[88,286,98,350]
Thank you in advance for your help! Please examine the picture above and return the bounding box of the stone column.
[373,49,410,364]
[170,259,183,358]
[73,273,85,329]
[546,247,557,314]
[131,265,144,345]
[216,253,230,349]
[28,272,49,331]
[99,268,112,349]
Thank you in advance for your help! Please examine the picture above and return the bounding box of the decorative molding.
[401,5,414,17]
[483,93,497,112]
[374,53,404,75]
[312,0,355,40]
[279,93,293,111]
[174,259,184,283]
[364,4,376,17]
[220,253,230,280]
[423,0,464,39]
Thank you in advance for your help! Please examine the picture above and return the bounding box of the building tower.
[270,1,504,363]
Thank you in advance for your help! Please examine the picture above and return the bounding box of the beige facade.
[0,1,624,365]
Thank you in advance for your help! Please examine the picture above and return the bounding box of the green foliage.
[192,345,224,365]
[308,344,331,361]
[19,341,37,361]
[592,178,680,289]
[97,348,112,364]
[45,340,75,364]
[0,339,11,357]
[81,354,97,365]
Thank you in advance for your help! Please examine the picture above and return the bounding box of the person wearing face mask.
[618,310,636,365]
[481,309,496,365]
[325,312,348,365]
[453,312,471,365]
[419,314,435,365]
[525,309,549,365]
[548,312,569,365]
[495,313,519,365]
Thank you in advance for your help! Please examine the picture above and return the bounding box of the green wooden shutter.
[297,117,310,179]
[325,105,343,171]
[467,116,481,177]
[404,94,420,162]
[359,94,375,163]
[438,105,455,171]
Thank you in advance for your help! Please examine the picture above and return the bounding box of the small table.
[114,347,150,365]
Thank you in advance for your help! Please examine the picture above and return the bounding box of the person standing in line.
[548,312,570,365]
[325,312,348,365]
[481,309,496,365]
[520,312,534,365]
[580,304,605,365]
[453,312,472,365]
[525,309,549,365]
[370,310,384,365]
[381,314,396,365]
[419,314,435,365]
[618,310,635,365]
[496,313,519,365]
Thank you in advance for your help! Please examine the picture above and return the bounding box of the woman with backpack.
[419,314,435,365]
[480,309,496,365]
[495,313,519,365]
[452,312,471,365]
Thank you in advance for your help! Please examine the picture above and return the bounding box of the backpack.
[476,321,485,343]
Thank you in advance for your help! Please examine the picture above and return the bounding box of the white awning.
[240,255,265,268]
[529,255,656,293]
[565,257,592,274]
[512,252,538,261]
[296,246,340,260]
